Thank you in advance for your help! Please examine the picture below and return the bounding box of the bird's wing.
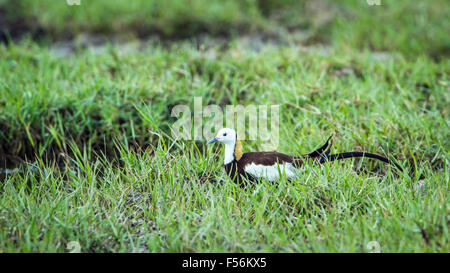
[241,152,298,181]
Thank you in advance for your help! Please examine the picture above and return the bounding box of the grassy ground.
[0,0,449,252]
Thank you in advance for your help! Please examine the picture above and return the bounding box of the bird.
[207,128,402,184]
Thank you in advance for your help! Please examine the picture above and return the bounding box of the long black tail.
[319,152,403,172]
[306,136,403,172]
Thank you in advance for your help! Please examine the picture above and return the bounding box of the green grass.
[0,0,449,253]
[0,40,448,252]
[1,140,448,252]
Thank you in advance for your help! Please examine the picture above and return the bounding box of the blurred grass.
[1,0,449,59]
[332,1,450,61]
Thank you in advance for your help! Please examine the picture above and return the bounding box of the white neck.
[224,142,235,165]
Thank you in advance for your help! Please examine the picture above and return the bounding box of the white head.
[207,128,238,164]
[207,128,237,145]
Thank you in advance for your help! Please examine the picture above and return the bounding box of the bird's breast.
[243,162,297,181]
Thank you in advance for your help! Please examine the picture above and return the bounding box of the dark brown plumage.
[224,152,301,184]
[224,137,330,184]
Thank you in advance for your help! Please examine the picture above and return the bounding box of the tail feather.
[319,152,403,172]
[307,135,332,158]
[301,136,403,173]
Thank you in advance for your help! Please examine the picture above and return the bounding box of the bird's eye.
[223,133,227,136]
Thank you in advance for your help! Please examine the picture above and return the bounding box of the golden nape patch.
[234,139,243,161]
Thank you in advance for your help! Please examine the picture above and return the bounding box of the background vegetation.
[0,0,448,252]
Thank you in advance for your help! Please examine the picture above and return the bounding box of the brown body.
[224,152,304,184]
[224,137,332,184]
